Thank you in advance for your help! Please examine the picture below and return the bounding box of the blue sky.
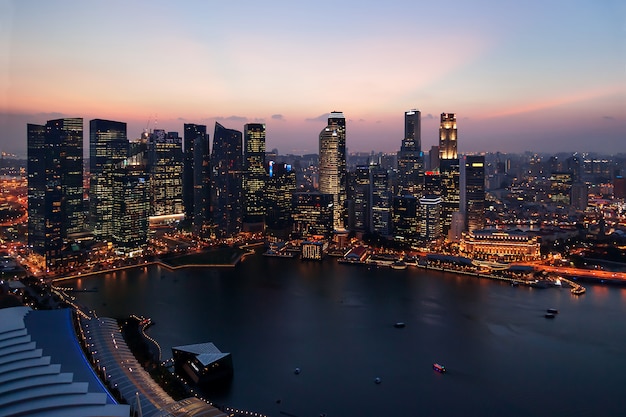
[1,0,624,156]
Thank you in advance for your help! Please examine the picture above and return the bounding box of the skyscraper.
[27,118,84,267]
[148,130,184,217]
[89,119,128,240]
[461,155,486,232]
[183,124,209,235]
[370,164,391,236]
[243,123,267,230]
[211,122,243,237]
[265,161,296,237]
[439,113,457,160]
[397,110,424,196]
[319,111,347,231]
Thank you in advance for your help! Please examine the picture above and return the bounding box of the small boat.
[390,261,407,270]
[571,286,586,295]
[294,367,301,375]
[544,313,555,319]
[374,377,382,384]
[547,308,558,314]
[394,322,406,328]
[433,363,446,373]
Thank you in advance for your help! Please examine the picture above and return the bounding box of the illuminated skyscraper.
[27,118,84,267]
[370,164,391,236]
[439,158,460,236]
[392,195,419,243]
[291,192,334,239]
[148,130,184,217]
[211,122,243,237]
[397,110,424,196]
[419,195,442,241]
[265,161,296,237]
[183,124,210,235]
[112,163,150,254]
[319,111,347,231]
[439,113,457,160]
[461,155,486,232]
[350,165,371,233]
[243,123,267,230]
[89,119,128,240]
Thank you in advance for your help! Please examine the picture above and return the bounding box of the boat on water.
[544,313,556,319]
[571,286,586,295]
[433,363,446,373]
[394,322,406,328]
[547,308,558,314]
[390,261,407,270]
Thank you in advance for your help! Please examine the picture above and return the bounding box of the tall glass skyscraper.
[243,123,267,229]
[319,111,347,231]
[183,123,209,235]
[461,155,486,232]
[89,119,128,240]
[27,118,84,267]
[211,122,243,237]
[148,130,184,217]
[439,113,457,160]
[397,109,424,197]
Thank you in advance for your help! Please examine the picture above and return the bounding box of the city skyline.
[2,0,625,157]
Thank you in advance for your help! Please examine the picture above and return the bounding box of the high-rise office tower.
[183,124,210,235]
[370,164,391,236]
[397,110,424,196]
[111,163,150,253]
[439,158,460,236]
[243,123,267,230]
[265,161,296,236]
[419,195,443,241]
[211,122,243,237]
[392,195,419,243]
[291,192,334,239]
[89,119,128,240]
[319,111,347,231]
[148,130,184,217]
[439,113,457,160]
[350,165,371,233]
[461,155,486,232]
[27,118,84,267]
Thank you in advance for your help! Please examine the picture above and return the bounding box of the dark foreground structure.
[172,343,233,386]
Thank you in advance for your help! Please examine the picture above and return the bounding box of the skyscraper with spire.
[319,111,347,231]
[438,113,460,235]
[439,113,457,160]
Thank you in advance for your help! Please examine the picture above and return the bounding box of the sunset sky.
[1,0,624,157]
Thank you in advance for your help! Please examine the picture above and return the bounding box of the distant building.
[349,164,371,233]
[291,192,334,239]
[302,241,328,260]
[419,195,442,241]
[243,123,267,231]
[183,123,209,235]
[319,111,347,231]
[439,158,460,236]
[570,182,588,211]
[89,119,128,240]
[439,113,457,160]
[148,130,184,217]
[460,229,541,262]
[370,164,391,236]
[392,195,419,244]
[211,122,243,237]
[265,161,296,236]
[397,109,424,197]
[27,118,84,268]
[549,172,573,205]
[462,155,486,232]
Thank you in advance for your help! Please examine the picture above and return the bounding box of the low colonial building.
[460,229,541,262]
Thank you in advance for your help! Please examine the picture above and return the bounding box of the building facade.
[243,123,267,230]
[319,111,347,231]
[291,192,334,239]
[183,123,209,234]
[148,130,184,217]
[439,113,457,160]
[397,109,424,197]
[462,155,486,232]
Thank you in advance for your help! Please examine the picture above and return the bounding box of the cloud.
[305,113,330,122]
[215,115,248,122]
[424,113,434,120]
[271,114,285,121]
[177,117,186,121]
[603,116,615,120]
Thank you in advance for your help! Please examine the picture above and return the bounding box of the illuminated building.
[89,119,128,240]
[439,113,457,160]
[111,162,150,254]
[148,130,184,217]
[439,158,460,236]
[549,172,573,205]
[265,161,296,236]
[424,171,442,196]
[419,195,442,241]
[243,123,267,231]
[291,192,334,239]
[370,164,391,236]
[349,164,371,233]
[27,118,84,268]
[172,343,233,386]
[460,229,541,262]
[462,155,486,232]
[319,111,347,231]
[302,241,328,260]
[392,195,419,243]
[397,109,424,196]
[570,182,589,211]
[211,122,243,237]
[183,123,209,235]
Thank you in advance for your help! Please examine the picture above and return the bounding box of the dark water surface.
[71,254,626,417]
